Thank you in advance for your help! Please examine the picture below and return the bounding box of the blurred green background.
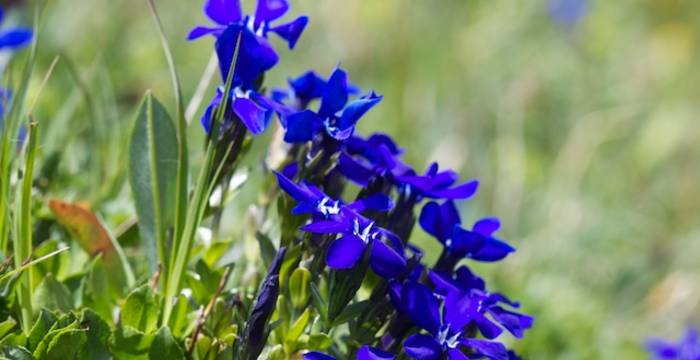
[16,0,700,358]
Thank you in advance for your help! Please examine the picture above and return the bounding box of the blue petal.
[188,25,225,40]
[0,29,33,50]
[337,153,373,186]
[450,226,483,257]
[473,217,500,236]
[289,71,327,102]
[338,92,382,130]
[425,179,479,200]
[403,334,442,360]
[487,306,534,338]
[216,26,279,86]
[420,200,460,242]
[204,0,242,25]
[270,16,308,49]
[444,291,476,330]
[473,311,504,339]
[347,193,393,213]
[254,0,289,24]
[357,346,395,360]
[427,270,460,296]
[404,282,441,334]
[233,96,270,135]
[447,349,470,360]
[319,67,349,117]
[460,339,508,360]
[370,241,406,279]
[200,91,224,134]
[470,237,515,262]
[302,220,349,234]
[283,110,321,142]
[326,235,366,269]
[273,171,318,203]
[303,352,336,360]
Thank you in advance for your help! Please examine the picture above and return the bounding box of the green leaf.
[43,328,87,360]
[121,286,159,334]
[327,254,370,321]
[255,232,277,269]
[128,91,178,275]
[331,300,370,327]
[27,310,56,351]
[79,309,111,360]
[307,333,332,351]
[32,274,72,312]
[148,327,184,360]
[0,318,17,340]
[284,308,310,351]
[109,324,154,359]
[80,257,113,322]
[288,267,311,310]
[309,282,327,321]
[32,320,80,359]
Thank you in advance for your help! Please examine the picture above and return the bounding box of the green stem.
[15,121,38,333]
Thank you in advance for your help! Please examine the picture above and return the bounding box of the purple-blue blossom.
[282,66,382,143]
[647,328,700,360]
[420,200,515,263]
[303,345,394,360]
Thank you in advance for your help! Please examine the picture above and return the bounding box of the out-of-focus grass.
[23,0,700,358]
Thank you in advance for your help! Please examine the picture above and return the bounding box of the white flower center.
[353,218,375,244]
[317,197,340,217]
[437,324,461,349]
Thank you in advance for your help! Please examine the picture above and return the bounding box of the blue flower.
[647,328,700,360]
[282,66,382,143]
[200,85,274,136]
[337,133,413,187]
[396,281,509,360]
[303,345,394,360]
[547,0,588,27]
[189,0,308,88]
[0,7,32,51]
[419,200,515,263]
[394,163,479,201]
[429,267,534,339]
[271,70,361,117]
[274,170,393,219]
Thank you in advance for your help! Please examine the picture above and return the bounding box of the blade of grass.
[0,247,69,282]
[146,0,189,249]
[14,121,38,333]
[161,32,241,325]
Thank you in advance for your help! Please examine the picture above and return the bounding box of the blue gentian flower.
[282,66,382,143]
[337,133,413,187]
[0,7,32,51]
[647,328,700,360]
[189,0,308,85]
[393,163,480,201]
[241,247,286,359]
[397,281,509,360]
[271,70,361,118]
[419,200,515,262]
[303,345,394,360]
[201,85,274,136]
[547,0,588,27]
[429,268,534,339]
[274,170,393,219]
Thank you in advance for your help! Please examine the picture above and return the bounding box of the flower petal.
[403,282,441,334]
[283,110,321,142]
[302,220,348,234]
[187,25,224,40]
[473,217,500,236]
[289,71,327,102]
[216,26,279,86]
[319,67,349,117]
[347,194,394,213]
[447,349,470,360]
[403,334,442,360]
[425,179,479,200]
[470,237,515,262]
[303,352,336,360]
[232,96,270,135]
[0,28,33,50]
[337,153,373,186]
[326,235,366,269]
[370,241,406,279]
[270,16,309,49]
[254,0,289,24]
[487,306,534,338]
[273,171,316,202]
[338,91,382,130]
[357,346,395,360]
[204,0,242,25]
[460,339,508,360]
